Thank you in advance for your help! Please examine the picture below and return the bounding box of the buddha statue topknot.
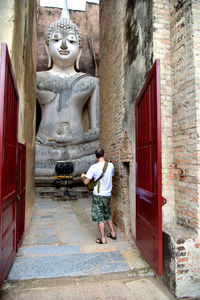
[35,0,99,176]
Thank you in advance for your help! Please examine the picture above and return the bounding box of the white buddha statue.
[35,0,99,176]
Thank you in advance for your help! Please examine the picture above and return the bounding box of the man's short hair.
[95,148,104,159]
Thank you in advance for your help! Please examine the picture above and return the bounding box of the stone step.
[35,186,90,199]
[8,251,130,281]
[35,176,84,187]
[17,244,82,257]
[3,272,155,293]
[5,244,154,288]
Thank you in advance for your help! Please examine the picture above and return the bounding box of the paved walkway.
[1,196,183,299]
[6,196,152,281]
[1,277,177,300]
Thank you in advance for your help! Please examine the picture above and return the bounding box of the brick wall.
[100,0,200,237]
[152,0,200,230]
[100,0,155,237]
[153,0,175,224]
[123,0,154,237]
[154,0,200,296]
[100,0,200,296]
[100,0,130,234]
[193,0,200,230]
[170,0,200,230]
[163,226,200,298]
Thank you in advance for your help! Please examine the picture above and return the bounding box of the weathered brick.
[100,0,200,297]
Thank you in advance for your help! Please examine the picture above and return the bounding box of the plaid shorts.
[91,195,112,223]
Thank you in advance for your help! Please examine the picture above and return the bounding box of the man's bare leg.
[96,222,106,243]
[107,219,116,238]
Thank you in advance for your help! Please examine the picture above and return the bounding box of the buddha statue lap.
[35,1,99,176]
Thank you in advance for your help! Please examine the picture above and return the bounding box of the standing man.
[81,149,116,244]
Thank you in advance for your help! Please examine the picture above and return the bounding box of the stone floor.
[1,277,178,300]
[1,195,188,299]
[6,196,153,281]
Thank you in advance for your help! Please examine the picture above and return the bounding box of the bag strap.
[96,161,109,193]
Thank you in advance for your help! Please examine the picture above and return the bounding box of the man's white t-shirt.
[86,161,114,196]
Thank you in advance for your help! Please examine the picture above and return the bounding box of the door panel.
[136,59,165,276]
[0,43,19,286]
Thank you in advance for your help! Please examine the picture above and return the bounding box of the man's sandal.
[96,238,107,244]
[107,233,117,240]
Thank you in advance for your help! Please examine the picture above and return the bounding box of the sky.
[40,0,99,11]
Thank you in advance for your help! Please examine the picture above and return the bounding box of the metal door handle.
[17,195,20,201]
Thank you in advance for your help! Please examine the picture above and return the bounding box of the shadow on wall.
[36,99,41,135]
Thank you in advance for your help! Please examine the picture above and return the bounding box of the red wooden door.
[135,59,166,276]
[16,143,26,252]
[0,43,19,286]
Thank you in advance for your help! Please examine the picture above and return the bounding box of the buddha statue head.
[46,0,82,70]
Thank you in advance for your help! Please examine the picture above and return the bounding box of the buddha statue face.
[49,28,80,68]
[46,18,82,69]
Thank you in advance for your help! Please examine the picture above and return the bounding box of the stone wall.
[152,0,200,231]
[100,0,154,237]
[0,2,14,52]
[123,0,154,237]
[37,3,99,76]
[161,1,200,297]
[153,0,175,225]
[0,0,37,228]
[152,1,200,295]
[100,0,200,297]
[163,226,200,298]
[99,0,130,235]
[170,0,199,230]
[193,0,200,232]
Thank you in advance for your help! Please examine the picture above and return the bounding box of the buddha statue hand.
[54,129,99,145]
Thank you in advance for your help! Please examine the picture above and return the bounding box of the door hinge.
[162,196,167,206]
